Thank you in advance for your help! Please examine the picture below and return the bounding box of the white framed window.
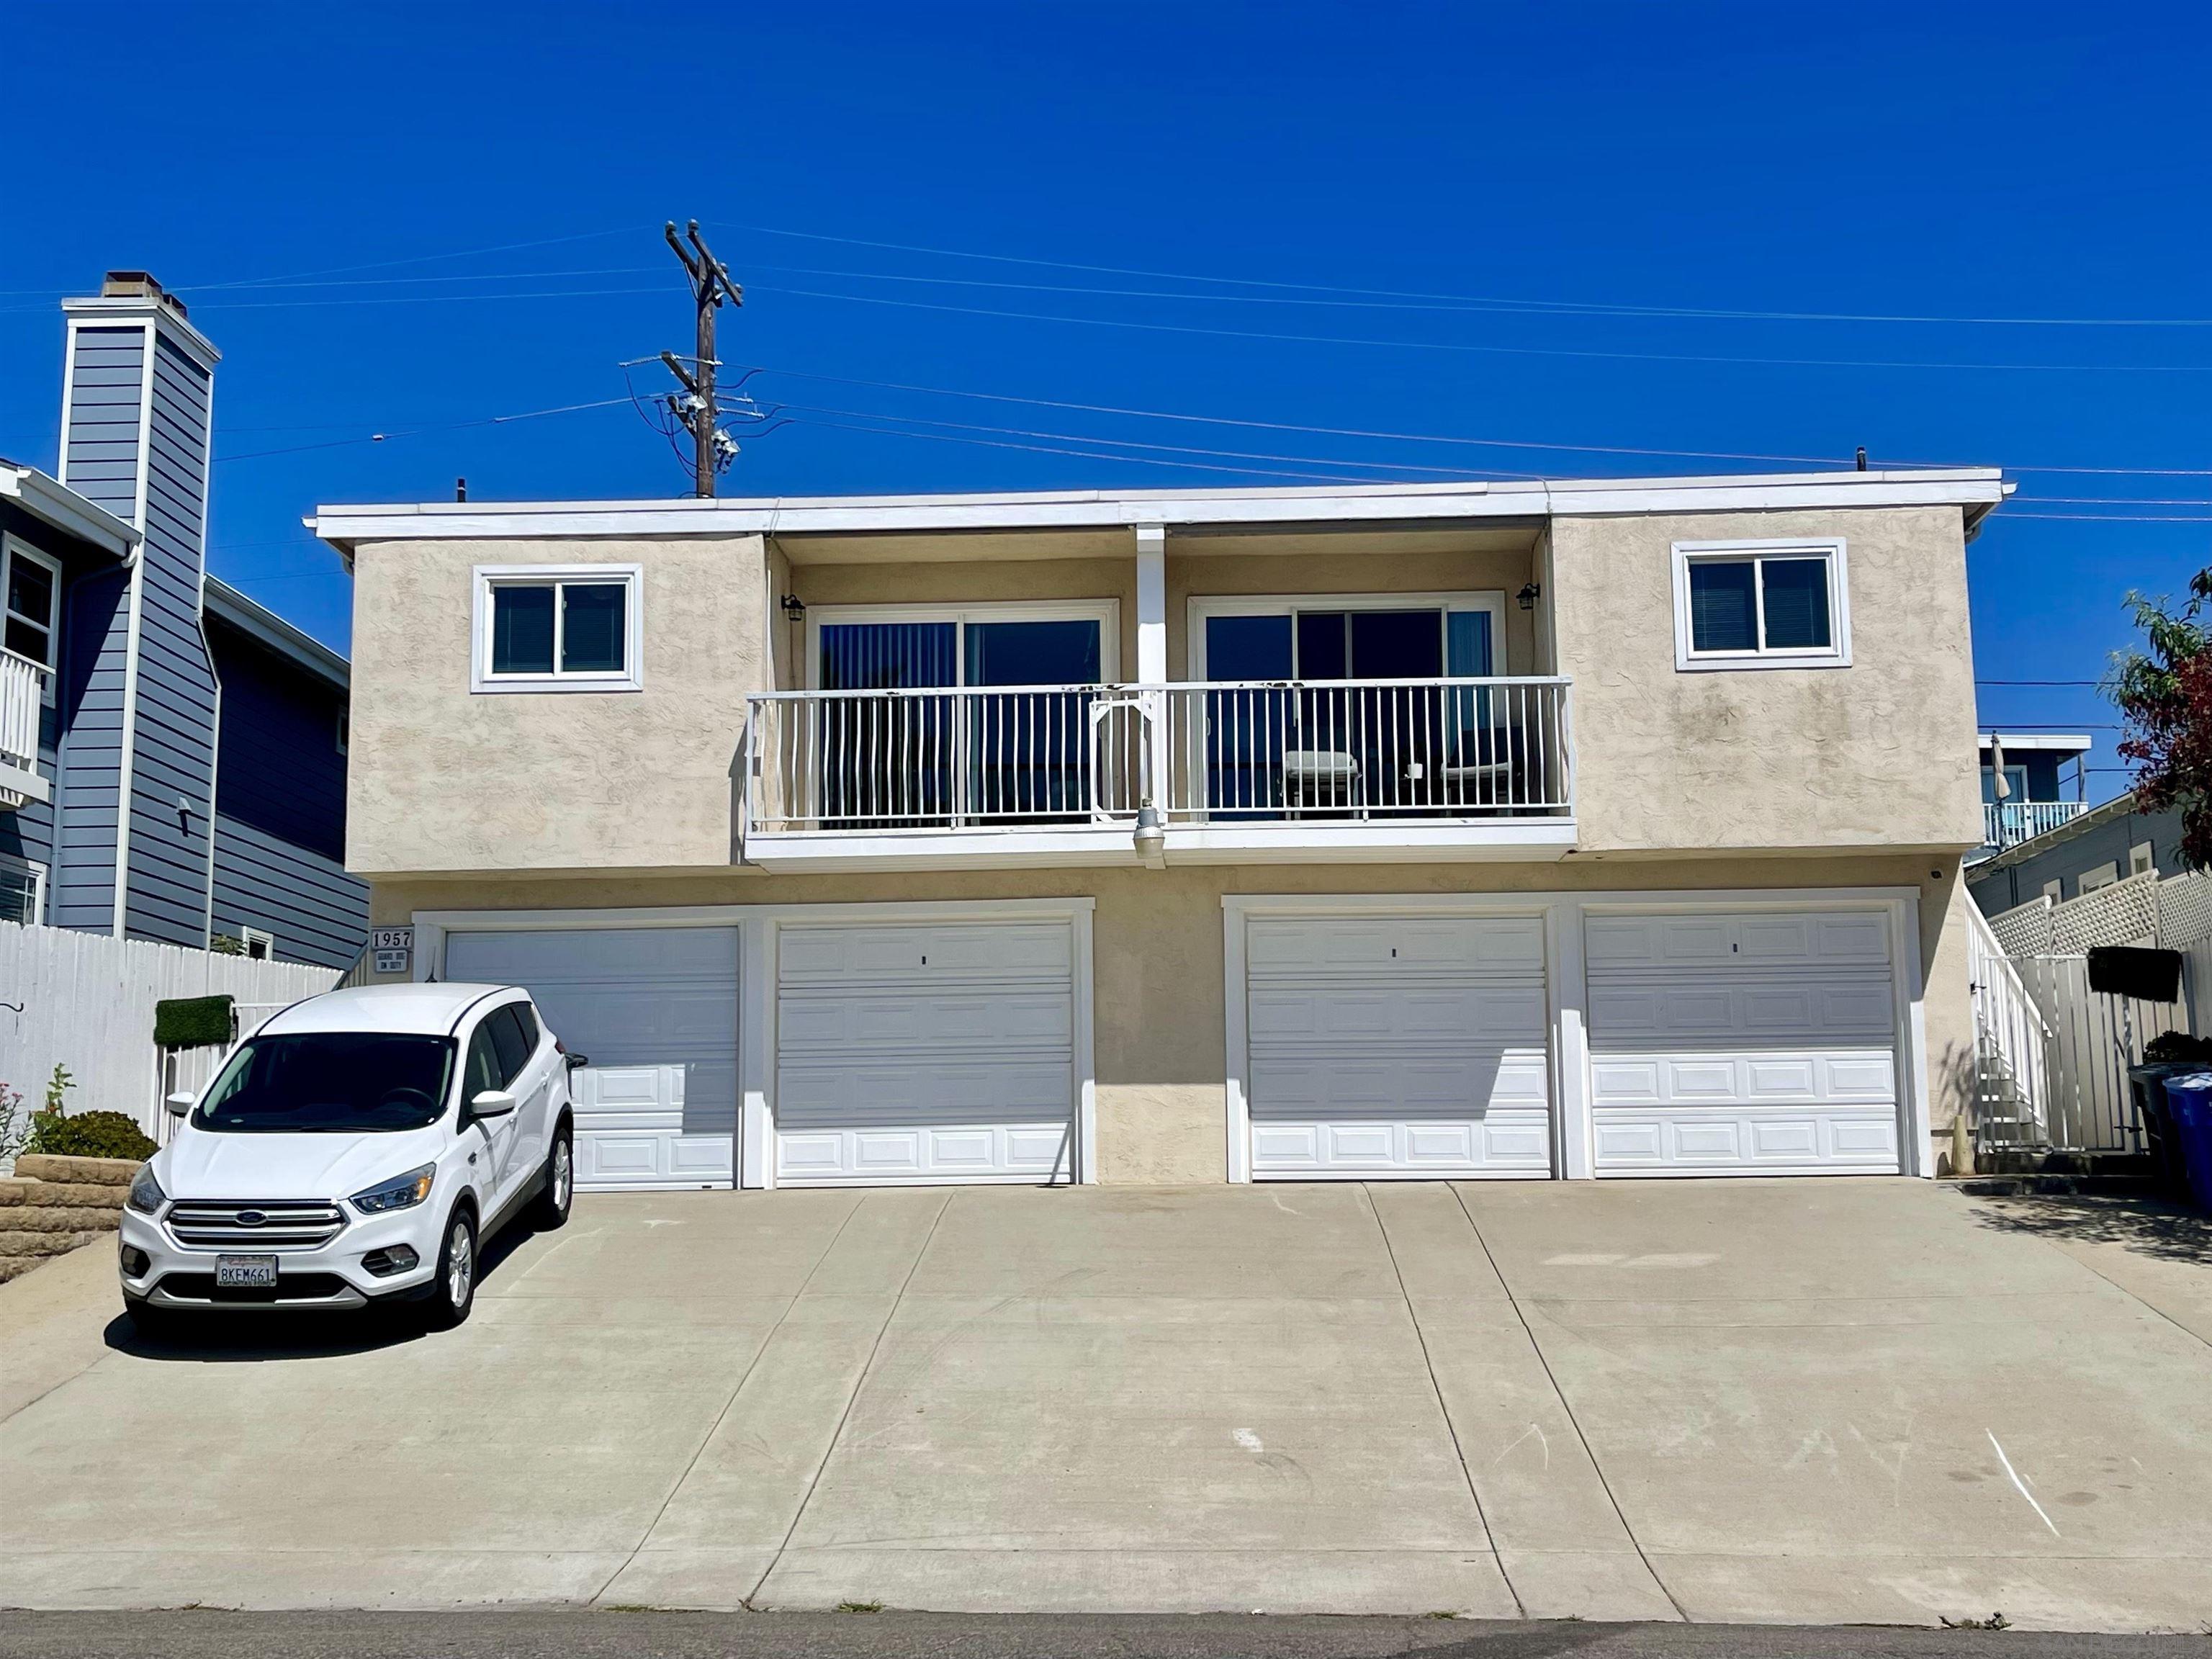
[1672,539,1851,671]
[239,926,274,961]
[2,535,62,705]
[2077,861,2120,893]
[472,564,643,693]
[0,853,44,925]
[1187,590,1507,680]
[2129,840,2155,877]
[335,709,349,755]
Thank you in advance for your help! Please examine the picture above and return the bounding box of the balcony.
[742,677,1574,869]
[1978,798,2087,858]
[0,649,50,811]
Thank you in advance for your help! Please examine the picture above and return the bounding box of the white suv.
[119,982,577,1332]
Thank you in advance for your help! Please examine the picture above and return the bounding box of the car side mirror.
[470,1089,518,1118]
[564,1053,590,1070]
[165,1091,194,1118]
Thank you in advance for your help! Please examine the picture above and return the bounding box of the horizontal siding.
[210,619,349,862]
[51,562,132,932]
[212,813,367,970]
[118,329,216,947]
[62,328,146,521]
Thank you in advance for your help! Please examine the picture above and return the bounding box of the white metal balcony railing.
[744,677,1573,839]
[0,649,50,810]
[1981,799,2086,853]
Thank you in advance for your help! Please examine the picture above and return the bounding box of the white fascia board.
[1977,732,2092,752]
[1165,822,1576,863]
[308,469,2009,550]
[0,463,140,561]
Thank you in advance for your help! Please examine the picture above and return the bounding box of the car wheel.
[426,1208,477,1330]
[531,1124,574,1231]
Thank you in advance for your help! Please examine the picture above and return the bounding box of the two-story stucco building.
[313,468,2003,1191]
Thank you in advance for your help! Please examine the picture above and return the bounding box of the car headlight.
[350,1164,436,1215]
[125,1164,166,1215]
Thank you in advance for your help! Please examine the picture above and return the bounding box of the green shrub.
[28,1110,156,1162]
[2144,1031,2212,1063]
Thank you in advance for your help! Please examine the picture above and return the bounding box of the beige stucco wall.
[365,852,1970,1185]
[348,534,769,875]
[1552,506,1982,855]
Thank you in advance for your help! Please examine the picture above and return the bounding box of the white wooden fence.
[1975,870,2212,1156]
[0,922,338,1142]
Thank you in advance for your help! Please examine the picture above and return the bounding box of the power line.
[212,395,634,463]
[657,220,744,497]
[1997,511,2212,523]
[781,413,1374,483]
[742,364,2212,480]
[754,284,2212,376]
[718,222,2212,330]
[769,401,1528,480]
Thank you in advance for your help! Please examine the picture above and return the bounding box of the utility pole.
[661,219,742,498]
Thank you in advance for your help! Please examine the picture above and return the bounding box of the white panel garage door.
[1244,914,1553,1177]
[1585,907,1902,1175]
[775,919,1076,1184]
[443,927,739,1190]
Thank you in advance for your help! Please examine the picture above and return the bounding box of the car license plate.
[215,1254,278,1289]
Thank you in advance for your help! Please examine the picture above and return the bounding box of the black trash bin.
[2131,1061,2206,1200]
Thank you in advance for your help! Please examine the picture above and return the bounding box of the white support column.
[739,915,775,1188]
[1134,524,1169,812]
[1550,898,1595,1179]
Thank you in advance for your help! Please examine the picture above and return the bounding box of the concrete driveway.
[2,1179,2208,1632]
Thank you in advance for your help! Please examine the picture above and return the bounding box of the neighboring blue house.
[1973,732,2091,861]
[0,272,366,969]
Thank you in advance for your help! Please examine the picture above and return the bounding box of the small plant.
[1941,1612,2012,1631]
[27,1109,156,1162]
[210,932,245,956]
[43,1064,74,1115]
[0,1080,30,1165]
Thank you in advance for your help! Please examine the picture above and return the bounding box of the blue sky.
[4,1,2206,796]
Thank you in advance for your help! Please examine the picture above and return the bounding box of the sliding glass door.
[1195,596,1500,818]
[814,608,1111,827]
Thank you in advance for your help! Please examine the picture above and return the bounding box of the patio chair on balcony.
[1440,724,1524,813]
[1281,747,1362,815]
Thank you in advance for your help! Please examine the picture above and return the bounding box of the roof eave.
[0,462,140,562]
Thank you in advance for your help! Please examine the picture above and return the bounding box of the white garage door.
[775,919,1076,1184]
[443,927,739,1190]
[1585,907,1902,1176]
[1244,914,1553,1178]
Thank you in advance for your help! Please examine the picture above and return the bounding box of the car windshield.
[193,1032,457,1133]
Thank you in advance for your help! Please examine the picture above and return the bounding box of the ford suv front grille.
[165,1200,347,1252]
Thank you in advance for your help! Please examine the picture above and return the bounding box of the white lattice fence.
[1987,896,2056,956]
[2050,871,2161,951]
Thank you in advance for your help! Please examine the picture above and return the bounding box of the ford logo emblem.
[235,1210,267,1227]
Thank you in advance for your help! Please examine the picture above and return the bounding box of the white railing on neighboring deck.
[743,677,1573,837]
[1981,799,2086,853]
[1966,899,2052,1151]
[0,649,49,797]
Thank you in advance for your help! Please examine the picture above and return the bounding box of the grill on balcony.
[743,677,1573,848]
